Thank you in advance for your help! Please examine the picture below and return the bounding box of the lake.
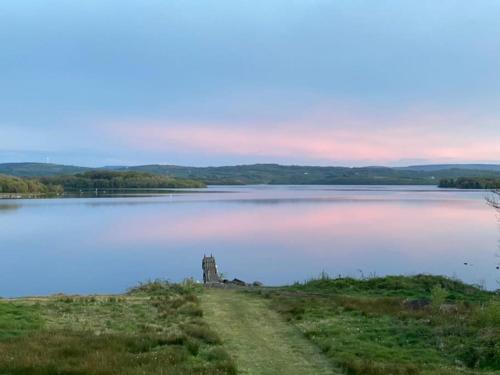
[1,185,499,297]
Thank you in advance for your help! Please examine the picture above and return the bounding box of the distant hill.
[117,164,500,185]
[398,164,500,172]
[0,163,89,177]
[2,162,500,185]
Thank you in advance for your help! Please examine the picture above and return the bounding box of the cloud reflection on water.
[0,187,498,296]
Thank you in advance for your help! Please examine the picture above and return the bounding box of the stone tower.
[202,254,221,284]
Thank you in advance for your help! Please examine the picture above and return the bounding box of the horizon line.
[2,161,500,169]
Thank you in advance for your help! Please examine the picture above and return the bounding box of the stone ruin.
[202,254,262,287]
[202,254,221,284]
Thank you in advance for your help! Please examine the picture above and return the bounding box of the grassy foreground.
[252,275,500,374]
[0,280,235,374]
[202,289,337,374]
[0,275,498,374]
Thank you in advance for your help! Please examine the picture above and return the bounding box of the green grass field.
[202,288,337,374]
[251,275,500,374]
[0,280,236,375]
[0,275,498,374]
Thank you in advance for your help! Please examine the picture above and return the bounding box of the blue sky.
[1,0,500,166]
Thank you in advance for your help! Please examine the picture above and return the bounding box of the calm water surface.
[1,185,499,296]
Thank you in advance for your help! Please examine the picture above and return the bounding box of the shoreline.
[2,273,498,300]
[1,183,494,200]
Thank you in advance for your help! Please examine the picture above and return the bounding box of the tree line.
[0,175,63,194]
[1,170,205,194]
[38,171,205,190]
[439,177,500,189]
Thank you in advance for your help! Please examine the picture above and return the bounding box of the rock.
[231,278,246,286]
[221,278,247,287]
[201,255,249,287]
[252,281,263,287]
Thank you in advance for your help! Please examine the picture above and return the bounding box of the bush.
[430,285,447,308]
[476,301,500,326]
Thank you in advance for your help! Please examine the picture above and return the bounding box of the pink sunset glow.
[3,0,500,168]
[108,108,500,165]
[102,199,494,259]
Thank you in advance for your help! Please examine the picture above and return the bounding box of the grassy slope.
[201,289,337,375]
[0,281,236,375]
[255,275,500,375]
[0,276,498,375]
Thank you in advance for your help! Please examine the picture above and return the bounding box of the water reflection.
[0,203,20,212]
[103,200,487,243]
[0,186,498,296]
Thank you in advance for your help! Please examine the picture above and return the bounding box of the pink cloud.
[105,107,500,164]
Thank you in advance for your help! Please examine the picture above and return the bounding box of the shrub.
[476,300,500,326]
[430,285,447,308]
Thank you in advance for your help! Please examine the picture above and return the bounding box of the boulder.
[231,278,246,286]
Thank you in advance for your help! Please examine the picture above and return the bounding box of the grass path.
[201,289,338,375]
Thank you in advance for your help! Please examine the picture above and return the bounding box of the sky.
[1,0,500,167]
